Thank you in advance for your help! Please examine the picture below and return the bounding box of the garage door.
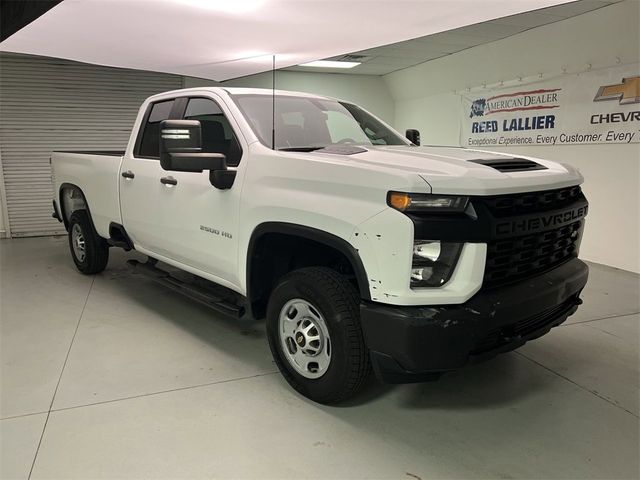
[0,53,182,237]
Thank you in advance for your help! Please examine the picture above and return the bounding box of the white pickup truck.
[51,87,589,403]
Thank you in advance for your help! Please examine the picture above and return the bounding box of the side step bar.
[127,259,245,318]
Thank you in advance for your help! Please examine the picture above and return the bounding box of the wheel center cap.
[295,332,306,347]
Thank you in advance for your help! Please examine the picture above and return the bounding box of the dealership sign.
[460,64,639,147]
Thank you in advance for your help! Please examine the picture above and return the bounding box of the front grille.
[476,186,586,288]
[484,220,582,287]
[481,185,583,217]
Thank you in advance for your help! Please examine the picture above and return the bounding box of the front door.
[144,95,246,289]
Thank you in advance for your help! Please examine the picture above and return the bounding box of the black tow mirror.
[160,120,225,172]
[405,129,420,146]
[159,120,233,189]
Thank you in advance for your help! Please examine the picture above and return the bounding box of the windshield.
[230,94,408,151]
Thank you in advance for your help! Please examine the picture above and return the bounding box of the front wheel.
[68,210,109,274]
[266,267,371,404]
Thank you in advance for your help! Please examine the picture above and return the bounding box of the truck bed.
[51,150,124,238]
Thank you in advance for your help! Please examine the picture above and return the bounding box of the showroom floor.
[1,236,638,480]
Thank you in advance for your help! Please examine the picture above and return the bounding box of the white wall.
[384,0,640,273]
[184,71,395,124]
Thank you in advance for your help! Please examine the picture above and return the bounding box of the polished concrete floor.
[1,236,638,479]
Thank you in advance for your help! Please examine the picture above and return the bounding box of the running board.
[127,259,245,318]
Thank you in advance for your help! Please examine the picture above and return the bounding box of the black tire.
[266,267,371,404]
[67,210,109,274]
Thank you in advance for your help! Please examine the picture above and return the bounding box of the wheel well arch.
[58,183,92,231]
[246,222,370,320]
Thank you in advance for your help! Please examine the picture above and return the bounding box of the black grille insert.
[484,220,582,287]
[480,185,583,217]
[477,186,586,288]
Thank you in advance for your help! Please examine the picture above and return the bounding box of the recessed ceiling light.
[298,60,361,69]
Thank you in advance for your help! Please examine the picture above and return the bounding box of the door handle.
[160,176,178,186]
[121,170,135,179]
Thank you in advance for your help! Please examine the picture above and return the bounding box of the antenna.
[271,55,276,150]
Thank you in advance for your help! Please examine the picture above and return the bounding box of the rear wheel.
[266,267,371,404]
[68,210,109,274]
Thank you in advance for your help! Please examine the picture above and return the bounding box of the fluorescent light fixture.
[172,0,266,13]
[298,60,361,69]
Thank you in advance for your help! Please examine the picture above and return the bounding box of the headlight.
[388,192,468,213]
[411,240,463,288]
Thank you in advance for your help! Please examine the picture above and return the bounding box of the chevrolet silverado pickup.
[51,87,589,403]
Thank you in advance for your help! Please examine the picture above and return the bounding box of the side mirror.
[159,120,234,189]
[160,120,226,172]
[405,129,420,146]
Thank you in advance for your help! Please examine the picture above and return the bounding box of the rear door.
[120,98,180,253]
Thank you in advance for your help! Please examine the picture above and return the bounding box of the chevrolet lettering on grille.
[495,205,588,237]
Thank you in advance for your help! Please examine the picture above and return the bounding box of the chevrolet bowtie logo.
[594,76,640,105]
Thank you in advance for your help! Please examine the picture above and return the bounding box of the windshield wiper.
[277,146,325,152]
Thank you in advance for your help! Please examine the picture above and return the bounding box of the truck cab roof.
[147,86,336,102]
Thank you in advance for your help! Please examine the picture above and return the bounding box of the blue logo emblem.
[470,99,486,118]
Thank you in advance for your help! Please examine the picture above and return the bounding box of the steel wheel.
[278,298,331,379]
[71,223,86,262]
[267,267,371,403]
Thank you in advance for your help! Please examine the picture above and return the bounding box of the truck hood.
[310,145,583,196]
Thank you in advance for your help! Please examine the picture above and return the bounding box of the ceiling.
[288,0,624,76]
[0,0,576,81]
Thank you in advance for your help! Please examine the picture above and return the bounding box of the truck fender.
[58,183,95,233]
[246,222,371,318]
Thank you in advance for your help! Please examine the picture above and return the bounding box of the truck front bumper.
[360,258,588,383]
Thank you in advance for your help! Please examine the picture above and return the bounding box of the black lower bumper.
[360,258,589,383]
